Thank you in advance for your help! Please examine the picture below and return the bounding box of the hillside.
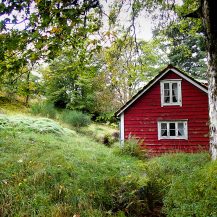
[0,114,147,217]
[1,100,217,217]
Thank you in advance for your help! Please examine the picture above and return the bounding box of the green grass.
[146,153,212,216]
[0,106,216,217]
[0,115,147,217]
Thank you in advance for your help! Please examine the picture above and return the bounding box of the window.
[158,121,188,140]
[160,80,182,106]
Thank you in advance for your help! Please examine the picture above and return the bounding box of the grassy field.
[1,100,217,217]
[0,114,147,217]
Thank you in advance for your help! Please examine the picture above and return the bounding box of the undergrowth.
[114,138,147,159]
[30,102,57,119]
[146,153,212,216]
[59,110,91,128]
[0,96,28,114]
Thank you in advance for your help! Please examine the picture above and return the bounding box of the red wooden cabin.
[116,65,209,155]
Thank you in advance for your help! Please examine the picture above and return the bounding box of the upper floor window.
[160,80,182,106]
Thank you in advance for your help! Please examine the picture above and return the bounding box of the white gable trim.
[116,68,208,117]
[173,69,208,93]
[120,113,124,146]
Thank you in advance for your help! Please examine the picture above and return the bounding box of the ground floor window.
[158,120,188,140]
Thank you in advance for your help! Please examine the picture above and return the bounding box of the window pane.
[159,121,187,139]
[169,123,175,129]
[161,123,167,129]
[169,130,176,136]
[178,123,184,136]
[164,89,170,103]
[161,129,167,136]
[164,83,169,89]
[169,123,175,136]
[172,83,178,102]
[161,123,167,136]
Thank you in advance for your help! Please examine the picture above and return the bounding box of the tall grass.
[60,110,91,128]
[146,153,211,216]
[114,138,147,159]
[0,115,147,217]
[30,102,57,119]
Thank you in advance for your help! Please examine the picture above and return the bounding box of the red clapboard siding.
[123,70,209,155]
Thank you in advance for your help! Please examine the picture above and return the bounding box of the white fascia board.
[172,68,208,94]
[116,68,208,117]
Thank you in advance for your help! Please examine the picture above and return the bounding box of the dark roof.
[115,64,208,117]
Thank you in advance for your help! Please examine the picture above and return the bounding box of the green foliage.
[95,111,117,123]
[60,110,91,128]
[163,160,217,217]
[0,1,102,106]
[0,115,147,217]
[0,95,28,114]
[30,102,57,119]
[42,47,100,113]
[114,138,147,159]
[158,19,207,79]
[0,1,101,60]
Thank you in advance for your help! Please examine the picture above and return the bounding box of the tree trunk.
[202,0,217,160]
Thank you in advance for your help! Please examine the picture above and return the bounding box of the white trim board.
[120,113,124,146]
[116,67,208,117]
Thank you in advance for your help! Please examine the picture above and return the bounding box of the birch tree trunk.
[202,0,217,160]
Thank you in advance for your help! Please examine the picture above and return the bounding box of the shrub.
[30,102,57,119]
[60,110,91,128]
[114,138,146,159]
[95,111,117,123]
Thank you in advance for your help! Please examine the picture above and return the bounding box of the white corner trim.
[120,113,124,146]
[116,68,208,116]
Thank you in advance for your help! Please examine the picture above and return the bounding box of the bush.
[114,138,146,159]
[30,102,57,119]
[60,110,91,128]
[95,111,117,123]
[163,160,217,217]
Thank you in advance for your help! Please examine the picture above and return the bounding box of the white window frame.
[160,79,182,106]
[158,120,188,140]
